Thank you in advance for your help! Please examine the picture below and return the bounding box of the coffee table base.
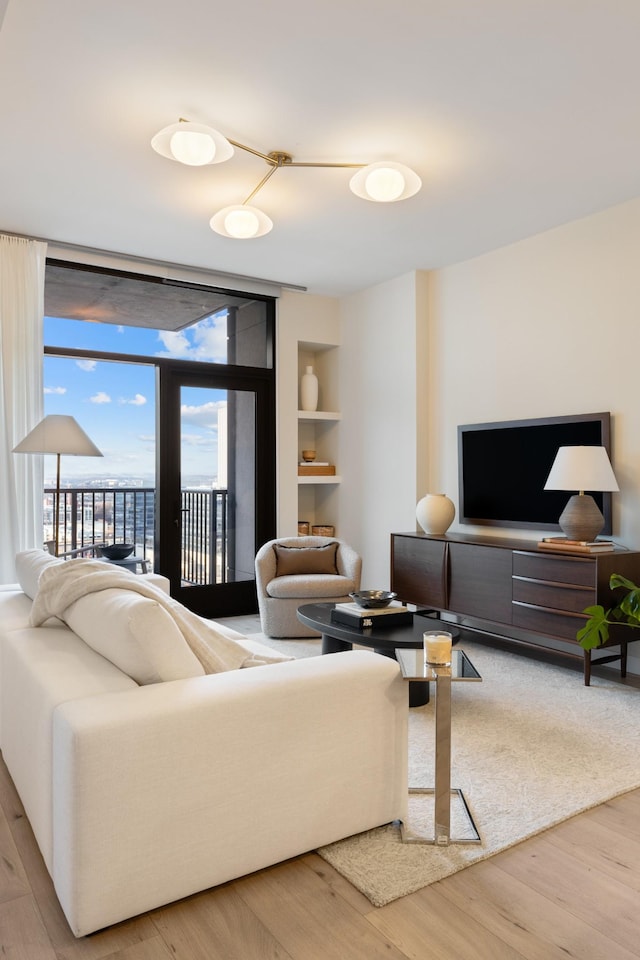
[400,788,481,845]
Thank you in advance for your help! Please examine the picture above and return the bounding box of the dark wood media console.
[390,531,640,684]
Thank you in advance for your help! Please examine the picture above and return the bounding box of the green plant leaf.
[619,588,640,624]
[577,605,610,650]
[578,575,640,649]
[609,573,639,592]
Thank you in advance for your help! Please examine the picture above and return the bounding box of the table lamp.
[13,415,103,556]
[543,445,619,542]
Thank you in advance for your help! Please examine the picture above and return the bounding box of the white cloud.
[180,400,225,430]
[119,393,147,406]
[76,359,97,372]
[90,391,111,404]
[192,316,228,362]
[156,329,191,358]
[180,432,216,448]
[44,386,67,395]
[155,313,228,363]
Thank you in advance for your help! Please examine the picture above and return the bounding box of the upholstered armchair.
[255,536,362,638]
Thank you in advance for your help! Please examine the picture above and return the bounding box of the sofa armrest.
[52,650,407,936]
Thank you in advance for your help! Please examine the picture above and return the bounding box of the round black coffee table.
[297,603,460,707]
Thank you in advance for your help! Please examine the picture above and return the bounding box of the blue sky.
[43,315,228,482]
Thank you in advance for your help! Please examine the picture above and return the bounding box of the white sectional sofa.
[0,551,408,937]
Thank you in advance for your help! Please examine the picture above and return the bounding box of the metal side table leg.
[400,665,481,845]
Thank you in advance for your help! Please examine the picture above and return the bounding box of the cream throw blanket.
[30,558,289,673]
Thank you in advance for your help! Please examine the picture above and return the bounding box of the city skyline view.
[43,313,229,485]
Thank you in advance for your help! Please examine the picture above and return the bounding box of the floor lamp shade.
[13,415,103,555]
[543,445,619,542]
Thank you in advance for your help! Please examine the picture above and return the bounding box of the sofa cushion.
[273,542,338,577]
[267,574,355,599]
[64,589,206,684]
[15,549,64,599]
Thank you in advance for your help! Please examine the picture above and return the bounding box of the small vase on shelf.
[300,365,319,412]
[416,493,455,535]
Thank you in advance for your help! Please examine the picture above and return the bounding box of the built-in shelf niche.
[297,341,340,533]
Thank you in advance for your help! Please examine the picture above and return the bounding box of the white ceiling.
[2,0,640,297]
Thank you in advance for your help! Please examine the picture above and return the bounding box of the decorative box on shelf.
[298,462,336,477]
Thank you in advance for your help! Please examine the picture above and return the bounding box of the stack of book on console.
[330,601,412,629]
[298,461,336,476]
[537,537,615,554]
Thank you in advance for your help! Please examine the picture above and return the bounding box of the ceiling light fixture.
[151,119,422,239]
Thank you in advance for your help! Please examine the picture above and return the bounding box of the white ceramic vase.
[416,493,455,535]
[300,365,319,412]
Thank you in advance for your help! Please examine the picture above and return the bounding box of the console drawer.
[512,601,586,642]
[512,577,593,614]
[513,551,595,587]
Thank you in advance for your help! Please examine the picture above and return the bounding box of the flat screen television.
[457,412,612,533]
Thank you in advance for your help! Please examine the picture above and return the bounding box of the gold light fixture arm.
[242,163,281,205]
[227,139,279,165]
[235,146,366,205]
[228,138,366,170]
[284,160,365,168]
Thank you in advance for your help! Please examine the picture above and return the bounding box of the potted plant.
[577,574,640,649]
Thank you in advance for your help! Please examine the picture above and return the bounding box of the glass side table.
[395,648,483,846]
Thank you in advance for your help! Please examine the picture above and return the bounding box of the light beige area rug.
[251,633,640,906]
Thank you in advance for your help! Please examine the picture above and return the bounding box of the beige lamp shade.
[544,446,618,542]
[13,415,103,457]
[543,445,619,494]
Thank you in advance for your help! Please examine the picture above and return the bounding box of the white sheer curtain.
[0,234,47,582]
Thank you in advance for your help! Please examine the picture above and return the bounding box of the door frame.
[156,359,276,616]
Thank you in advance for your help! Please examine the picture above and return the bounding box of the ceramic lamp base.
[558,493,604,542]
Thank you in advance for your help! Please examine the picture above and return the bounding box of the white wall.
[337,272,429,587]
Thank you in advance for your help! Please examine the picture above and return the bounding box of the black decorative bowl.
[349,590,398,609]
[99,543,134,561]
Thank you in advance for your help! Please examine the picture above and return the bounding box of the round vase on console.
[300,365,319,412]
[416,493,455,535]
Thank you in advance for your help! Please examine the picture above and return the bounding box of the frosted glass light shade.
[210,205,273,239]
[349,161,421,202]
[544,446,619,493]
[13,415,103,457]
[151,121,234,166]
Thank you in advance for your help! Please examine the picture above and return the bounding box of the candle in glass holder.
[423,631,453,666]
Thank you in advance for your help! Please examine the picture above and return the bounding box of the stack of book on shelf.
[330,601,412,629]
[537,537,616,554]
[298,461,336,476]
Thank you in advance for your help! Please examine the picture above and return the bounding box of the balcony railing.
[44,486,229,585]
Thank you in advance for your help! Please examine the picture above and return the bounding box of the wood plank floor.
[2,617,640,959]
